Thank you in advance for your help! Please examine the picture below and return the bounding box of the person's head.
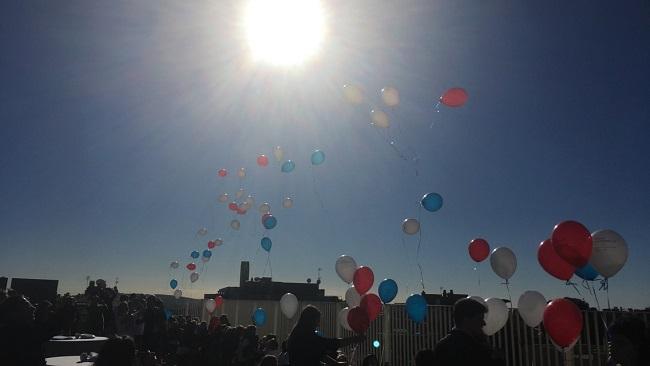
[96,279,107,289]
[260,355,278,366]
[94,336,136,366]
[88,280,96,288]
[608,315,649,366]
[296,305,321,330]
[220,314,231,326]
[415,349,434,366]
[362,354,379,366]
[453,298,487,337]
[0,295,35,326]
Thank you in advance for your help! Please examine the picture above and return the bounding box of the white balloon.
[345,286,361,307]
[197,228,208,236]
[174,289,182,299]
[490,247,517,280]
[245,195,255,205]
[282,197,293,208]
[517,291,546,327]
[236,188,245,199]
[273,146,284,162]
[259,203,271,214]
[237,168,246,179]
[201,256,210,263]
[190,272,199,283]
[590,229,628,278]
[205,299,217,313]
[381,86,400,107]
[242,202,252,210]
[214,238,223,246]
[218,193,229,203]
[335,255,358,283]
[280,293,299,318]
[483,298,508,336]
[402,218,420,235]
[370,109,390,128]
[230,219,240,230]
[343,84,364,105]
[170,261,179,269]
[338,307,353,331]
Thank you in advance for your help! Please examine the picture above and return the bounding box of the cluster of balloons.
[401,192,444,235]
[168,234,226,296]
[204,295,224,313]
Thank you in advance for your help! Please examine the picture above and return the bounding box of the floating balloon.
[335,255,358,284]
[191,250,200,259]
[483,298,508,336]
[218,169,227,177]
[190,272,199,283]
[259,203,271,214]
[402,218,420,235]
[469,238,490,262]
[360,293,382,322]
[381,86,400,107]
[575,263,599,281]
[338,307,352,331]
[273,146,284,162]
[237,168,246,179]
[353,266,374,295]
[590,229,627,278]
[543,298,583,349]
[517,291,546,327]
[214,295,223,307]
[174,289,182,299]
[202,249,212,258]
[201,256,210,263]
[253,308,267,326]
[197,228,208,236]
[345,286,361,307]
[280,293,298,318]
[245,195,254,205]
[370,109,390,128]
[186,263,196,271]
[207,241,216,249]
[229,202,239,211]
[421,192,443,212]
[257,154,269,167]
[262,215,277,229]
[236,188,245,199]
[213,238,223,247]
[378,279,398,304]
[538,239,575,281]
[311,150,325,165]
[406,294,427,323]
[282,197,293,208]
[261,237,272,252]
[236,206,247,215]
[205,298,216,313]
[347,306,370,334]
[343,84,364,105]
[281,160,295,173]
[230,219,240,230]
[440,88,468,107]
[490,247,517,280]
[170,261,179,269]
[551,220,593,268]
[467,295,485,304]
[169,279,178,289]
[218,193,229,203]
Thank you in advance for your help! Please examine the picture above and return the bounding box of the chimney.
[240,261,250,287]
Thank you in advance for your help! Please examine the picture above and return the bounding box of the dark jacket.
[432,328,505,366]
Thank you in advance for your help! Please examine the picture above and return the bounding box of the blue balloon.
[263,215,277,230]
[253,308,267,326]
[421,192,443,212]
[311,150,325,165]
[261,237,272,252]
[202,249,212,258]
[575,263,599,281]
[190,250,200,259]
[378,278,398,304]
[281,160,295,173]
[170,279,178,289]
[406,294,427,323]
[164,309,173,320]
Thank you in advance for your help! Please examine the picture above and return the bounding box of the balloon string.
[502,280,513,310]
[416,206,425,293]
[429,101,441,128]
[310,166,326,210]
[565,280,585,301]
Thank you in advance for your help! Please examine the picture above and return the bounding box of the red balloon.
[538,239,575,281]
[347,306,370,334]
[543,298,583,349]
[228,202,239,211]
[551,220,593,267]
[186,263,196,271]
[257,155,269,167]
[360,293,382,322]
[218,169,228,177]
[207,241,216,249]
[440,88,468,107]
[468,238,490,262]
[353,266,374,295]
[214,295,224,307]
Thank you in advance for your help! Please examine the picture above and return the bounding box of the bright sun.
[244,0,325,66]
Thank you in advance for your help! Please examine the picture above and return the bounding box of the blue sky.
[1,1,649,308]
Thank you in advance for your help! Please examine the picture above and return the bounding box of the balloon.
[191,250,200,259]
[214,295,224,307]
[236,206,247,215]
[381,86,400,107]
[338,307,352,331]
[360,293,382,322]
[406,294,427,323]
[402,218,420,235]
[543,298,583,349]
[236,188,245,199]
[421,192,443,212]
[538,239,575,281]
[169,279,178,289]
[483,298,508,336]
[273,146,284,162]
[311,150,325,165]
[253,308,267,326]
[280,293,298,318]
[202,249,212,258]
[213,238,223,247]
[201,256,210,263]
[490,247,517,280]
[261,237,272,252]
[347,306,370,334]
[174,289,182,299]
[281,160,295,173]
[551,220,593,267]
[218,193,229,203]
[237,168,246,179]
[245,195,255,205]
[467,295,484,304]
[370,109,389,128]
[343,84,364,105]
[468,238,490,262]
[517,291,546,327]
[207,241,216,249]
[190,272,199,283]
[257,154,269,167]
[205,299,217,313]
[335,255,358,284]
[378,279,398,304]
[197,228,208,236]
[575,263,599,281]
[170,261,179,269]
[259,203,271,214]
[228,202,238,211]
[590,229,628,278]
[186,263,196,271]
[230,219,240,230]
[262,215,277,229]
[440,88,468,107]
[345,286,361,307]
[353,266,374,295]
[282,197,293,208]
[218,169,227,177]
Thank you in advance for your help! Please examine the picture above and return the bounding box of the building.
[422,289,468,306]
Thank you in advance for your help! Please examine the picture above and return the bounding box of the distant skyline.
[1,1,649,309]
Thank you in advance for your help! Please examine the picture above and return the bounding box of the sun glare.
[244,0,325,66]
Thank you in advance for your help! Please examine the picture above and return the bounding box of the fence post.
[383,305,392,365]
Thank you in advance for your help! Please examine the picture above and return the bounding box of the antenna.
[317,268,322,285]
